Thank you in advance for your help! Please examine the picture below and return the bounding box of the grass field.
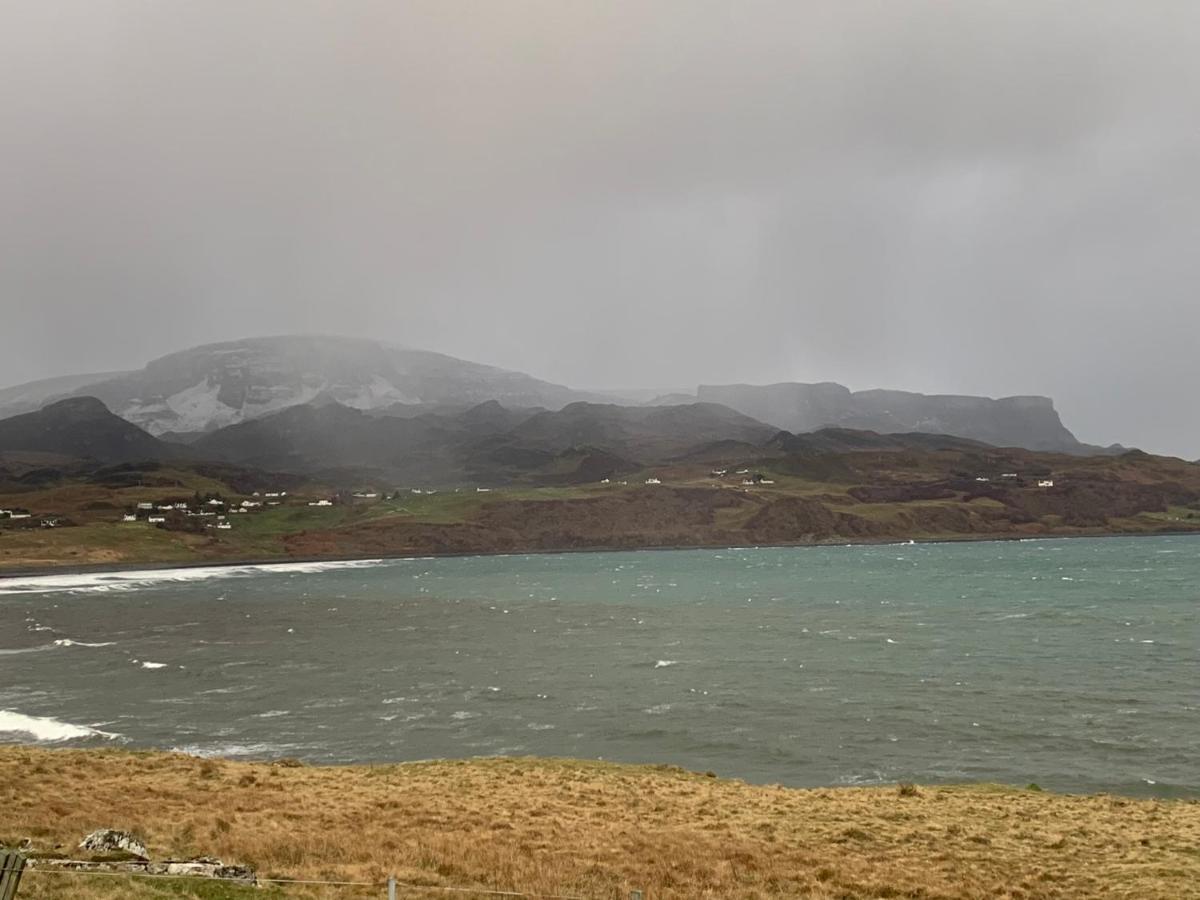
[3,747,1199,899]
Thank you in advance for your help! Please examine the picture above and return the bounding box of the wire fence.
[22,863,642,899]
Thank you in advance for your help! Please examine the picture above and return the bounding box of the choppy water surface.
[2,537,1197,796]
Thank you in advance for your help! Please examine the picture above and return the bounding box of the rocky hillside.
[697,382,1100,453]
[0,336,599,436]
[0,397,184,464]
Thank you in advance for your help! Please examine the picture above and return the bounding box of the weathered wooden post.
[387,874,397,900]
[0,851,26,900]
[629,890,644,900]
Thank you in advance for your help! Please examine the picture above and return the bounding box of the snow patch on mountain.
[121,376,422,434]
[331,375,419,410]
[0,336,598,434]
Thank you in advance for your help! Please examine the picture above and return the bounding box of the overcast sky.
[2,2,1198,456]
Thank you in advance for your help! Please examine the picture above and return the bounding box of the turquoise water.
[1,536,1197,796]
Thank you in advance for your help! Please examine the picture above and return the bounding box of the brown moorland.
[3,747,1199,899]
[3,440,1200,572]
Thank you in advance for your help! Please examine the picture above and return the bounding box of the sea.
[1,536,1196,797]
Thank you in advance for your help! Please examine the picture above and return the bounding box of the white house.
[207,498,224,507]
[308,499,334,507]
[156,505,174,512]
[476,487,491,493]
[8,512,31,520]
[216,522,232,530]
[600,478,610,484]
[122,514,137,522]
[137,502,154,510]
[148,515,166,524]
[975,476,990,483]
[1000,473,1018,479]
[759,479,775,485]
[1038,479,1055,488]
[240,500,261,508]
[645,477,662,485]
[264,492,281,498]
[742,479,755,486]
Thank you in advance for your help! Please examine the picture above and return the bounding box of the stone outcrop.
[30,854,256,884]
[697,382,1087,452]
[78,829,148,860]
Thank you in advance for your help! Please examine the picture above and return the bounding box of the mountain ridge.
[0,335,1123,455]
[0,396,185,464]
[697,381,1111,454]
[0,335,603,437]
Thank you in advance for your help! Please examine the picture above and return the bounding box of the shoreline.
[3,739,1192,802]
[2,527,1198,581]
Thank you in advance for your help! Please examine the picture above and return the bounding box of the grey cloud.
[1,1,1198,455]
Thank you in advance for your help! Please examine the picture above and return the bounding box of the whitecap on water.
[0,710,120,743]
[654,659,679,668]
[0,558,387,596]
[0,644,56,656]
[1,638,113,655]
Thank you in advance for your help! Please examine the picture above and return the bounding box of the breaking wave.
[0,638,115,655]
[0,559,387,595]
[0,710,121,743]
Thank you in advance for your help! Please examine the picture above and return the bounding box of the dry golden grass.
[2,747,1198,899]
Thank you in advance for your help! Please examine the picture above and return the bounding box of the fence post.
[0,851,26,900]
[387,874,397,900]
[630,891,644,900]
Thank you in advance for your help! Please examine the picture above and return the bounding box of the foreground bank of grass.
[3,748,1198,899]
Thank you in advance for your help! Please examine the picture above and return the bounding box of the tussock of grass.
[3,747,1199,899]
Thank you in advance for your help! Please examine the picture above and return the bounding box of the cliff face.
[697,383,1085,452]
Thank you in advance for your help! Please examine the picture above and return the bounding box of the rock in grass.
[78,829,148,860]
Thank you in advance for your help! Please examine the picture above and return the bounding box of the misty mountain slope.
[0,397,184,464]
[766,428,990,456]
[189,399,780,482]
[191,399,553,483]
[192,402,458,475]
[0,370,131,419]
[0,335,599,436]
[698,382,1092,453]
[482,402,779,462]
